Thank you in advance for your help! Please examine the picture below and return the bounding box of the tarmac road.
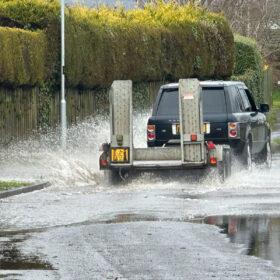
[1,113,280,280]
[1,155,280,279]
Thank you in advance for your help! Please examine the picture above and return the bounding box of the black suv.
[147,81,271,168]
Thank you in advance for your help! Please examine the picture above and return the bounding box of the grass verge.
[273,89,280,109]
[268,108,278,130]
[0,181,31,191]
[273,137,280,145]
[268,89,280,129]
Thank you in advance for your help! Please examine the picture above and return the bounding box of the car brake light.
[147,133,156,141]
[147,125,156,141]
[228,122,239,138]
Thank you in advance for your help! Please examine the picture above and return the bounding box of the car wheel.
[218,147,232,182]
[258,141,272,169]
[243,141,252,171]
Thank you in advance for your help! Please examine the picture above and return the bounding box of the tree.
[195,0,280,83]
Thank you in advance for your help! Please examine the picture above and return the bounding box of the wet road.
[1,116,280,279]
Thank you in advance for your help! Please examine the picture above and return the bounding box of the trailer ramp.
[109,79,206,168]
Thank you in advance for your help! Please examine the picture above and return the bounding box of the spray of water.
[0,111,152,187]
[0,115,109,187]
[0,110,276,191]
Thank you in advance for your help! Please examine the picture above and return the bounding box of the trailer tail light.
[147,125,156,141]
[228,122,240,138]
[99,158,108,168]
[209,156,217,166]
[206,141,216,150]
[206,141,217,166]
[191,134,197,142]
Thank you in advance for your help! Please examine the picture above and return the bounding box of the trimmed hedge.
[0,0,59,28]
[0,27,47,86]
[0,0,60,83]
[0,1,235,88]
[65,4,234,88]
[233,34,263,102]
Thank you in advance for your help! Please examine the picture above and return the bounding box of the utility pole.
[61,0,67,149]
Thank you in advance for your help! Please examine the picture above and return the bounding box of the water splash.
[0,111,152,187]
[0,110,277,191]
[0,115,110,187]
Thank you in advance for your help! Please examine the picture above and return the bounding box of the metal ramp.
[109,79,206,168]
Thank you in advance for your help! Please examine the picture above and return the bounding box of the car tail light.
[147,125,156,141]
[228,122,240,138]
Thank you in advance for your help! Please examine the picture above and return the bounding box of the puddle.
[98,213,280,268]
[0,233,54,271]
[204,215,280,267]
[2,214,280,274]
[103,213,160,224]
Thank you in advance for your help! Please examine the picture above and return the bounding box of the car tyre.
[243,140,252,171]
[258,140,272,169]
[218,147,232,182]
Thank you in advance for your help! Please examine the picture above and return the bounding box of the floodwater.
[204,215,280,267]
[0,111,150,186]
[0,111,280,279]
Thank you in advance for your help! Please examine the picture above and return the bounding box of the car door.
[245,89,267,153]
[238,87,260,154]
[226,85,247,141]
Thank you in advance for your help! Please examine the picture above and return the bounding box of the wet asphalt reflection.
[0,233,54,271]
[204,215,280,267]
[0,111,279,278]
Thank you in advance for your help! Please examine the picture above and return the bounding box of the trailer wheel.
[218,148,232,182]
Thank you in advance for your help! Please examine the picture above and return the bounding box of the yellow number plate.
[111,148,129,163]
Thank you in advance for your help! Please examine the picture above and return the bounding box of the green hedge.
[233,34,263,102]
[0,1,235,88]
[65,4,234,88]
[1,1,265,96]
[0,0,60,83]
[0,0,59,28]
[0,27,47,86]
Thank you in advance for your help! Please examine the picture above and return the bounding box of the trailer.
[99,79,231,183]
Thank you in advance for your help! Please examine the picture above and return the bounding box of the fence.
[0,87,108,145]
[0,82,160,145]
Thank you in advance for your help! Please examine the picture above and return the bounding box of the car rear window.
[156,87,226,115]
[203,87,226,114]
[156,89,179,116]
